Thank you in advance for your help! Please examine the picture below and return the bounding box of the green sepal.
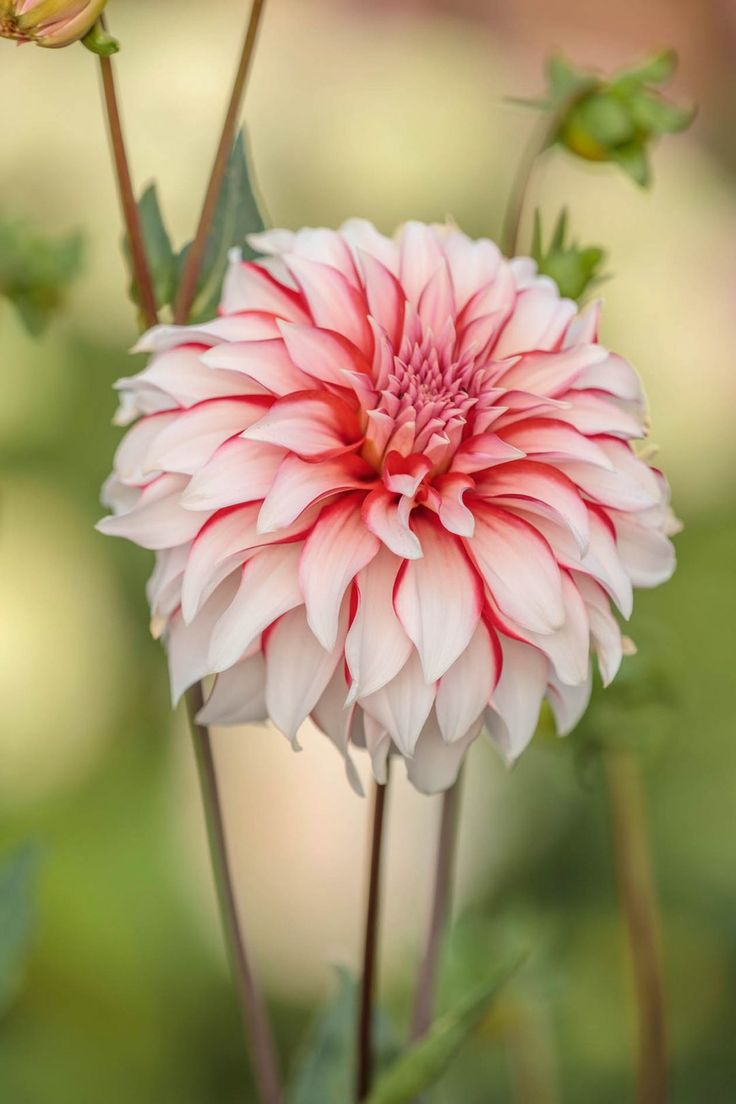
[81,20,119,56]
[531,208,607,302]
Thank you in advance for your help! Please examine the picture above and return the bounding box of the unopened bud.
[522,50,694,188]
[0,0,108,49]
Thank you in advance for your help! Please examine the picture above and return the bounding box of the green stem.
[408,772,463,1042]
[604,749,667,1104]
[357,770,391,1101]
[186,686,283,1103]
[174,0,268,324]
[500,115,555,257]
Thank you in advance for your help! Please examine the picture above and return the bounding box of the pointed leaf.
[363,951,526,1104]
[177,128,266,324]
[124,183,177,310]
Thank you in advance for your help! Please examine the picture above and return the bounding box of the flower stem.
[357,769,391,1101]
[500,115,554,257]
[97,51,159,330]
[174,0,268,325]
[604,749,667,1104]
[408,771,463,1042]
[187,684,283,1104]
[96,24,280,1097]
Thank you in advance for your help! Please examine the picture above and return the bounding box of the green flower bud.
[522,50,695,187]
[0,0,108,49]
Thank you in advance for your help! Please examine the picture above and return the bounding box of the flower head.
[0,0,107,48]
[99,220,678,794]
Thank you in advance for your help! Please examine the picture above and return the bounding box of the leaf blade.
[363,951,526,1104]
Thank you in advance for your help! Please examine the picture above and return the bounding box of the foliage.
[286,967,401,1104]
[125,130,265,325]
[364,952,525,1104]
[531,208,606,300]
[0,220,82,336]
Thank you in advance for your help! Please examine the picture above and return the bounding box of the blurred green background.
[1,1,735,1100]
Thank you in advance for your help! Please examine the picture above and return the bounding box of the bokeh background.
[1,0,735,1100]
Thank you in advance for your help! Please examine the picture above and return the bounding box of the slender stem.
[186,684,283,1104]
[604,749,667,1104]
[174,0,268,325]
[500,115,555,257]
[98,52,159,330]
[357,769,391,1101]
[409,772,463,1042]
[96,13,279,1100]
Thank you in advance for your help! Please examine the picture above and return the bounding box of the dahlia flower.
[0,0,106,47]
[98,220,678,794]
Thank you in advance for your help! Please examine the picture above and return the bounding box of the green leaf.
[177,128,266,324]
[363,951,526,1104]
[287,967,402,1104]
[0,843,41,1015]
[124,183,177,311]
[0,220,83,336]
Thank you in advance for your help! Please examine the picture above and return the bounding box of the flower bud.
[0,0,107,49]
[523,51,694,187]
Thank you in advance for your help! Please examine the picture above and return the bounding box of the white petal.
[485,636,548,761]
[436,622,500,743]
[547,668,592,736]
[208,544,304,672]
[196,653,267,725]
[360,651,435,757]
[165,576,239,704]
[345,547,413,700]
[406,711,480,794]
[265,605,346,745]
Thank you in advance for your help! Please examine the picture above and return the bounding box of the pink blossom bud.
[0,0,108,49]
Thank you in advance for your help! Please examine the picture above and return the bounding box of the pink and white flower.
[98,220,678,794]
